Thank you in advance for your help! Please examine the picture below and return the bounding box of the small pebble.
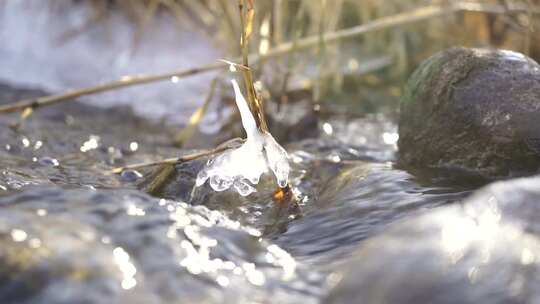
[121,170,143,182]
[39,157,60,167]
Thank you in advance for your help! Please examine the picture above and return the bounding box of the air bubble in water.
[234,179,257,197]
[209,175,233,192]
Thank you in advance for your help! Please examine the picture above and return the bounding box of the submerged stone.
[326,175,540,304]
[398,47,540,178]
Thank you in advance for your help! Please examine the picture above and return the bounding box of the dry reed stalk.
[238,0,269,132]
[173,77,218,147]
[110,137,245,174]
[1,2,535,115]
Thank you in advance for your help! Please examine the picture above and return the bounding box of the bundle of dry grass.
[1,0,538,117]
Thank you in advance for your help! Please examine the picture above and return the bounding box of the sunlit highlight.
[113,247,137,290]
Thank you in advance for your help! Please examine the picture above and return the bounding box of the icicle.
[195,79,290,195]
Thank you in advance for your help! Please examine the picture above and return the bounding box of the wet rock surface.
[399,47,540,178]
[326,175,540,304]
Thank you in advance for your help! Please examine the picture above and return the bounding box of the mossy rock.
[326,175,540,304]
[398,47,540,178]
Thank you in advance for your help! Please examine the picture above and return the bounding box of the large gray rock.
[398,47,540,178]
[325,175,540,304]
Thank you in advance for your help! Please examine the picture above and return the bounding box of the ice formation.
[195,79,290,196]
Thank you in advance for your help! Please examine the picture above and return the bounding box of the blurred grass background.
[47,0,540,118]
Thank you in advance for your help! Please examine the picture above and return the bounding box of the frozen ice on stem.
[196,79,290,196]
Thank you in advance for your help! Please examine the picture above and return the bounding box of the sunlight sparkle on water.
[127,204,145,216]
[382,132,399,145]
[113,247,137,290]
[29,238,41,248]
[440,200,501,263]
[347,58,359,71]
[129,142,139,152]
[328,154,341,163]
[22,137,30,148]
[243,262,266,286]
[322,122,333,135]
[267,244,296,280]
[80,135,100,152]
[216,275,230,287]
[521,248,535,265]
[11,229,27,242]
[34,140,43,150]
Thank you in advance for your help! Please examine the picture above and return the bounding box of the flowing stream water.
[0,3,511,303]
[0,84,480,304]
